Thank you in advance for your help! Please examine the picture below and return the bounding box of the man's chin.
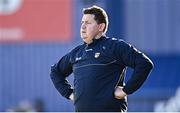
[82,39,87,43]
[81,38,88,43]
[81,37,87,41]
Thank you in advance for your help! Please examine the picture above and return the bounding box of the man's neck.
[85,33,104,44]
[94,33,103,39]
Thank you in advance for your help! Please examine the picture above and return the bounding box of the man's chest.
[72,45,116,70]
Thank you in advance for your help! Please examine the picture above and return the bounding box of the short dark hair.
[83,5,109,34]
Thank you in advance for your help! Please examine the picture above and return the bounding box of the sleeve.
[114,40,154,95]
[50,52,73,99]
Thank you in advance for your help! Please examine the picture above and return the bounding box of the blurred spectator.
[6,99,44,112]
[154,87,180,112]
[34,99,44,112]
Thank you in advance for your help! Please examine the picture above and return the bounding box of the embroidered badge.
[94,52,100,58]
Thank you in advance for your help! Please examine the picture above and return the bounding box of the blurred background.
[0,0,180,111]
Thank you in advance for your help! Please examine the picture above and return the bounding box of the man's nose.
[81,24,86,29]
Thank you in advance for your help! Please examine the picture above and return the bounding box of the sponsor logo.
[75,57,82,61]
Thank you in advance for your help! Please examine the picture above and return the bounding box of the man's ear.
[98,23,105,32]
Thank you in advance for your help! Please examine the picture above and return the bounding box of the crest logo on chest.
[94,52,100,58]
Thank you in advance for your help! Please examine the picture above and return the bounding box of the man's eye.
[81,22,91,25]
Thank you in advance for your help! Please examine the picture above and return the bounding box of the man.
[50,5,153,112]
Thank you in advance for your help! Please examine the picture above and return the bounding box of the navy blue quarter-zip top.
[50,36,153,112]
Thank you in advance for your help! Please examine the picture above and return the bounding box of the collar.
[84,35,105,47]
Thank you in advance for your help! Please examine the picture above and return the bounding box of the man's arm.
[114,40,154,96]
[50,53,73,99]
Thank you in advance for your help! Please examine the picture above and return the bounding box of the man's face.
[80,14,100,44]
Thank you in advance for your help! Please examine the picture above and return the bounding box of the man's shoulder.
[104,36,125,44]
[69,44,84,54]
[103,36,131,51]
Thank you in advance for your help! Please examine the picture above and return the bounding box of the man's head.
[80,5,109,44]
